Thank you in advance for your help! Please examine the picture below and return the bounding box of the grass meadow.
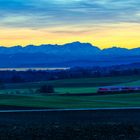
[0,75,140,108]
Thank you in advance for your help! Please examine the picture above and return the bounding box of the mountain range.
[0,41,140,68]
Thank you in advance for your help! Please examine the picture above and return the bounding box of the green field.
[1,93,140,108]
[0,75,140,109]
[5,75,140,88]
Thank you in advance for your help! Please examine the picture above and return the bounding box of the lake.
[0,67,70,71]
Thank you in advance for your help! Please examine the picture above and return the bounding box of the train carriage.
[97,86,140,94]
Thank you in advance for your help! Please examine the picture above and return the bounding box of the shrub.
[38,85,54,94]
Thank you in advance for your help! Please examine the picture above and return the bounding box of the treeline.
[0,65,140,83]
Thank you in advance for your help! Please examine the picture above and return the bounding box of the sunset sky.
[0,0,140,49]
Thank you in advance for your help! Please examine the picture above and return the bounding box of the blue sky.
[0,0,140,28]
[0,0,140,48]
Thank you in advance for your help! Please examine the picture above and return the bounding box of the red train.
[97,86,140,93]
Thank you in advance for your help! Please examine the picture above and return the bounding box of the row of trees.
[0,67,140,84]
[1,85,55,95]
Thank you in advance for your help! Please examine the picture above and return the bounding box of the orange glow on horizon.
[0,23,140,49]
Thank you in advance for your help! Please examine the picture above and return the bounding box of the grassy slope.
[118,80,140,86]
[0,75,140,109]
[3,75,140,94]
[5,75,140,89]
[1,93,140,108]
